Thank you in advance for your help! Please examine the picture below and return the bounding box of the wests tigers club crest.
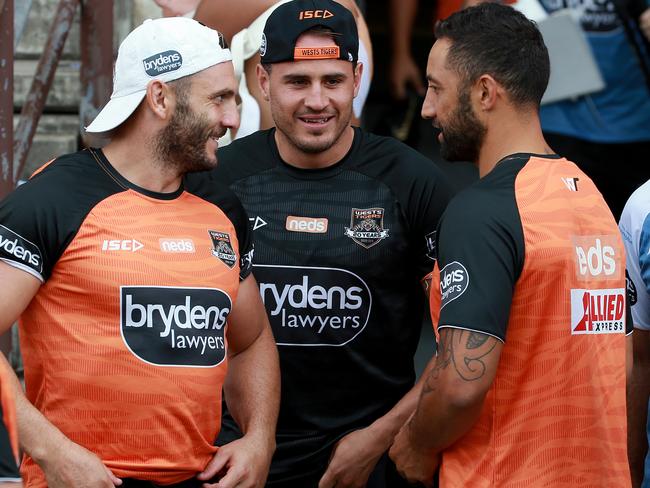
[344,208,390,249]
[209,230,237,268]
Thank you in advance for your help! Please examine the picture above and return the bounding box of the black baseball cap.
[261,0,359,64]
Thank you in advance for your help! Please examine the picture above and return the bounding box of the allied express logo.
[570,288,626,335]
[120,286,232,367]
[209,230,237,268]
[344,208,389,249]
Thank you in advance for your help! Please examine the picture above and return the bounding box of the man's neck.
[476,112,553,178]
[274,126,355,170]
[102,140,182,194]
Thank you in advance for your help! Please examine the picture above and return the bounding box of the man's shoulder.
[8,149,117,207]
[354,130,439,173]
[215,130,276,183]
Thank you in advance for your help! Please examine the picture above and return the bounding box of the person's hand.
[390,52,425,101]
[389,423,439,488]
[640,8,650,42]
[40,439,122,488]
[153,0,201,17]
[318,426,390,488]
[197,435,274,488]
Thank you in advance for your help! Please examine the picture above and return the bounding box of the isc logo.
[102,239,144,252]
[572,235,620,280]
[299,9,334,19]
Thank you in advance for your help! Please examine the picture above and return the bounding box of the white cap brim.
[85,90,147,133]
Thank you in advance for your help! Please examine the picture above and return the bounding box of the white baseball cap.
[86,17,232,133]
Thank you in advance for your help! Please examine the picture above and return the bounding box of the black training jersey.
[0,148,252,486]
[192,127,451,480]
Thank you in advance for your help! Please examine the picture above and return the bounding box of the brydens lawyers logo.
[344,208,389,249]
[571,288,626,335]
[121,286,231,367]
[256,264,371,347]
[0,224,42,274]
[143,50,182,77]
[209,230,237,268]
[440,261,469,309]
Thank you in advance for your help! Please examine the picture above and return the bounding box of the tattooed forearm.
[423,329,498,394]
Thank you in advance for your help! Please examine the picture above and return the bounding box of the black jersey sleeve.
[0,402,20,482]
[184,175,254,281]
[436,187,525,342]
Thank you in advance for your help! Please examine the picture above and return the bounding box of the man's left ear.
[353,62,364,97]
[476,74,499,111]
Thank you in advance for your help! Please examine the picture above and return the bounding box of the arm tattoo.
[423,329,498,394]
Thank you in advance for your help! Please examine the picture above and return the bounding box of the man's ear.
[256,63,271,101]
[475,74,500,111]
[353,61,364,98]
[145,79,175,121]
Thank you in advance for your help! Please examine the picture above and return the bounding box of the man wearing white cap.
[0,17,279,488]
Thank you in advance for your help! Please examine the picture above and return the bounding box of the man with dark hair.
[189,0,452,486]
[0,17,279,488]
[390,3,631,487]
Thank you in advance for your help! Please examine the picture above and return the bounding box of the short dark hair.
[435,3,550,107]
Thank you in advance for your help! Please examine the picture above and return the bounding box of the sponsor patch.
[286,216,328,234]
[143,50,183,77]
[159,238,195,253]
[0,224,42,274]
[294,46,340,60]
[440,261,469,309]
[561,177,579,191]
[120,286,231,366]
[299,9,334,20]
[425,231,437,261]
[571,288,626,335]
[344,208,389,249]
[209,230,237,268]
[626,269,638,306]
[260,33,267,56]
[572,235,621,281]
[102,239,144,253]
[255,264,371,347]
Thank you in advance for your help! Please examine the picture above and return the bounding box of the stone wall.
[13,0,163,177]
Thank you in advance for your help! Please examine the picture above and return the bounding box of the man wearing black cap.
[195,0,452,486]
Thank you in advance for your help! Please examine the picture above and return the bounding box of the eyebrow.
[426,74,441,85]
[281,72,349,82]
[209,88,235,100]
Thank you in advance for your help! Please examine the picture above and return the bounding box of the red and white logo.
[570,288,626,335]
[572,235,622,281]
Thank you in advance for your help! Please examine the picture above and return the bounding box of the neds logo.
[0,224,42,274]
[572,235,621,280]
[143,50,183,76]
[255,264,371,347]
[121,286,231,367]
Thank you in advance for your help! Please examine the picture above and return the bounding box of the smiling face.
[154,61,239,173]
[260,31,361,159]
[422,38,486,164]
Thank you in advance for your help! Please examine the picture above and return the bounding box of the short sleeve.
[619,193,650,330]
[0,179,57,282]
[435,192,524,342]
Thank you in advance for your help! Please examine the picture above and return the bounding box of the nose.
[304,84,328,112]
[222,98,240,131]
[421,88,436,121]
